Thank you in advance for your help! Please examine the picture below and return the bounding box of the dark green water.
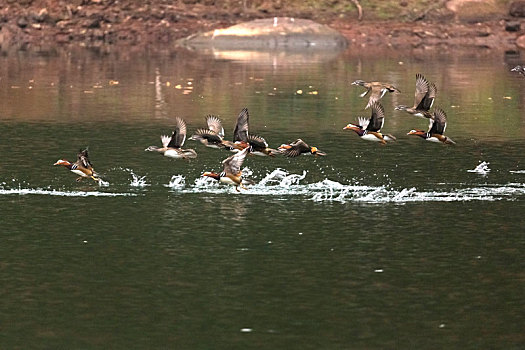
[1,47,524,349]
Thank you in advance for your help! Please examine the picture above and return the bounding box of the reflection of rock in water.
[201,48,343,65]
[178,17,347,64]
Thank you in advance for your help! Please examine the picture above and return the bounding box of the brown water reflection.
[1,47,525,141]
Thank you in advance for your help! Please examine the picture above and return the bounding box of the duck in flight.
[395,73,436,119]
[189,114,226,149]
[407,108,455,145]
[54,148,100,182]
[218,108,279,156]
[145,117,197,159]
[278,139,327,157]
[343,102,396,144]
[511,65,525,77]
[202,147,251,192]
[351,79,400,109]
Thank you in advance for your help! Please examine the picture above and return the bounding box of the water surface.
[1,47,524,349]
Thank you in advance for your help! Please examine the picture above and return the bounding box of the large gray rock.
[446,0,504,22]
[178,17,348,50]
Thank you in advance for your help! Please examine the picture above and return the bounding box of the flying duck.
[511,65,525,77]
[54,148,100,182]
[202,147,251,191]
[395,73,436,119]
[145,117,197,159]
[247,134,280,157]
[407,108,455,145]
[278,139,327,157]
[189,115,226,149]
[221,107,250,152]
[218,108,278,156]
[343,102,396,144]
[351,80,401,109]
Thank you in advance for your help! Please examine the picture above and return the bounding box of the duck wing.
[167,117,187,148]
[365,84,383,109]
[233,108,249,142]
[384,83,401,93]
[247,134,268,151]
[191,128,224,143]
[206,115,224,137]
[413,73,430,110]
[429,108,447,135]
[282,139,310,157]
[222,147,249,175]
[77,148,93,168]
[367,102,385,132]
[420,82,437,111]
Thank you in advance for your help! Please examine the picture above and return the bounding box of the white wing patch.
[358,117,369,129]
[161,135,171,148]
[427,118,434,133]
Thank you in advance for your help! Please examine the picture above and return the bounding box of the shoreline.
[0,2,524,53]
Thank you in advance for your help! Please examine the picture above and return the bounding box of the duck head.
[343,123,365,136]
[407,129,427,138]
[53,159,71,167]
[394,105,408,111]
[202,172,220,181]
[343,123,360,131]
[310,146,326,156]
[145,145,161,152]
[351,80,366,86]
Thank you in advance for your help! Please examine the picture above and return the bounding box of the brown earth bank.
[1,0,525,52]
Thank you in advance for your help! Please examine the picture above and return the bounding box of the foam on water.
[468,161,490,175]
[118,168,149,187]
[3,168,525,202]
[0,187,135,197]
[179,168,525,202]
[166,175,186,189]
[166,168,525,202]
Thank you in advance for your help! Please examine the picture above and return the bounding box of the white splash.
[166,175,186,189]
[118,168,148,187]
[164,168,525,202]
[97,178,110,187]
[510,170,525,174]
[311,183,525,203]
[130,172,148,187]
[468,161,490,175]
[0,187,135,197]
[257,168,307,186]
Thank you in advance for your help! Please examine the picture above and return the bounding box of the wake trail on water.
[167,168,525,203]
[3,167,525,201]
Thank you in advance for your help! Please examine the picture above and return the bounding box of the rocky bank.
[1,0,525,52]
